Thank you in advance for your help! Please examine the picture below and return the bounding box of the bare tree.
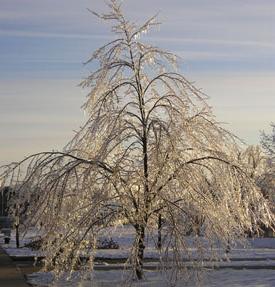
[1,0,274,282]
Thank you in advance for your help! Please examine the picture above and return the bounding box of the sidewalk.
[0,246,29,287]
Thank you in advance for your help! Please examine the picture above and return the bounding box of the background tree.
[238,145,268,186]
[1,0,274,282]
[261,123,275,164]
[260,124,275,235]
[260,124,275,202]
[237,145,274,236]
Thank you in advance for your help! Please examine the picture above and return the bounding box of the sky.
[0,0,274,165]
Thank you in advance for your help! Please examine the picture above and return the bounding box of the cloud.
[0,0,274,164]
[1,0,274,42]
[150,36,275,49]
[0,29,109,39]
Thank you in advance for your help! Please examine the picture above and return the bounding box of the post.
[157,213,162,250]
[15,206,20,248]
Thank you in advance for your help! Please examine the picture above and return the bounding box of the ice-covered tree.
[261,123,275,164]
[237,145,274,236]
[260,124,275,201]
[260,125,275,234]
[1,0,274,282]
[239,145,267,180]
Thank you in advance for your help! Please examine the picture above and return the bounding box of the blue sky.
[0,0,274,165]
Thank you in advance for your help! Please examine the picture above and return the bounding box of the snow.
[3,225,275,260]
[27,269,275,287]
[2,226,275,286]
[4,246,42,257]
[1,227,43,258]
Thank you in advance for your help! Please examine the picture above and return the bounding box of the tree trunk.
[157,213,162,250]
[135,224,145,280]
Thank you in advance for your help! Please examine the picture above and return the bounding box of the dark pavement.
[0,246,29,287]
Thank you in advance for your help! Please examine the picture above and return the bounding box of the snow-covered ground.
[3,225,275,260]
[0,227,43,258]
[1,226,275,286]
[27,269,275,287]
